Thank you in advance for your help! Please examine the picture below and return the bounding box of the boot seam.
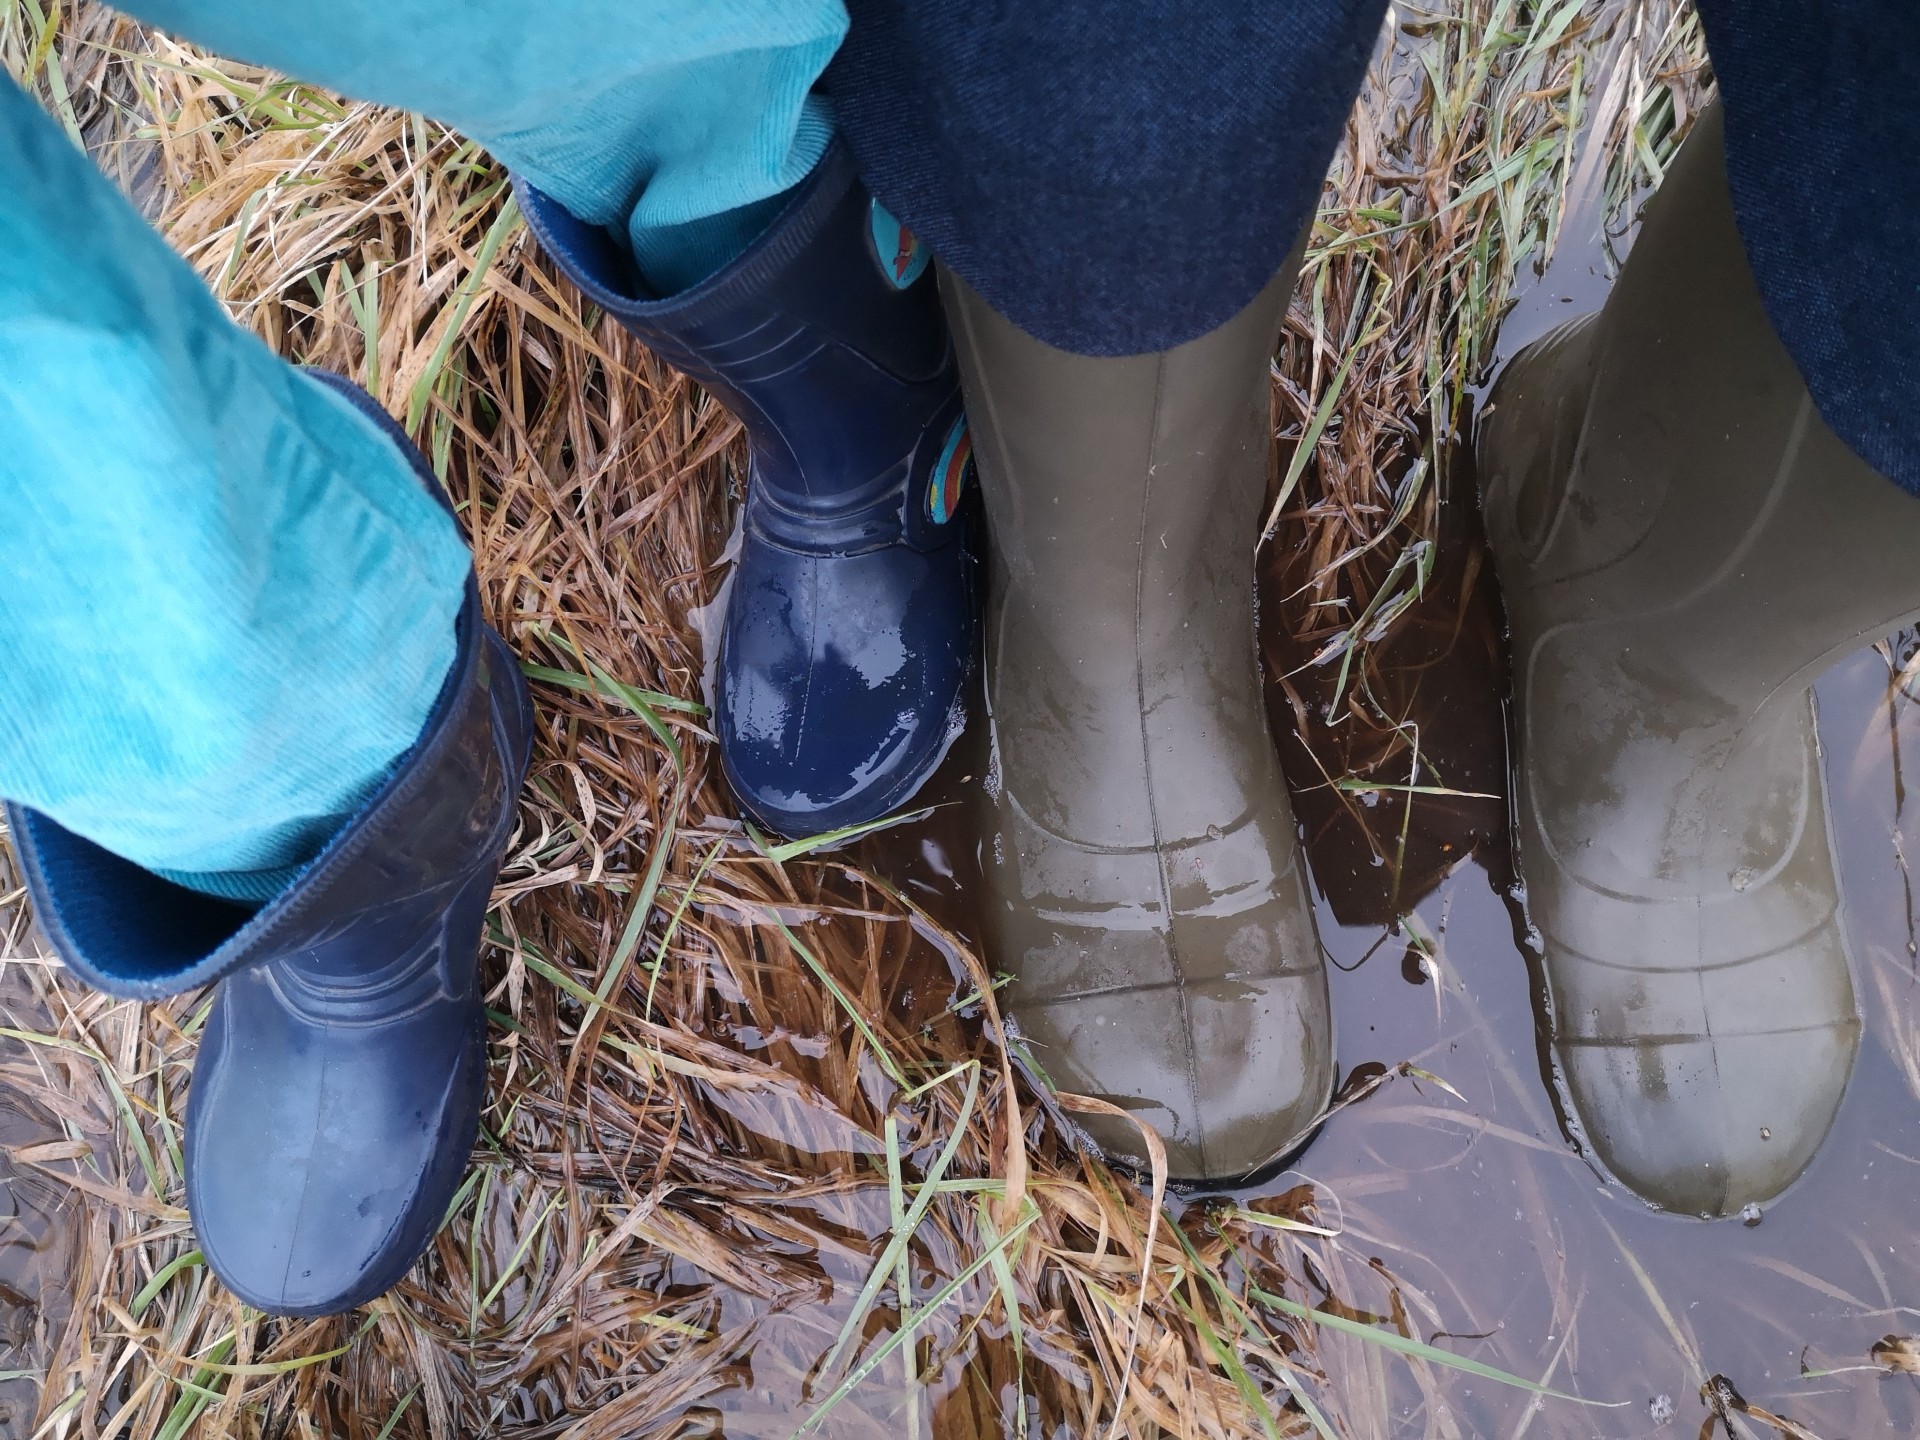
[1132,350,1208,1178]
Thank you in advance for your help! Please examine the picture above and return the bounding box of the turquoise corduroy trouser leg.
[121,0,848,292]
[0,1,846,901]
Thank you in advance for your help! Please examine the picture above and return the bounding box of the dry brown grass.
[0,3,1706,1436]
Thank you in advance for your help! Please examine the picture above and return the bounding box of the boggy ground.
[7,3,1917,1438]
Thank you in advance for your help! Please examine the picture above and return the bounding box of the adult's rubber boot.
[942,257,1332,1182]
[1478,103,1920,1216]
[6,373,533,1312]
[516,145,977,837]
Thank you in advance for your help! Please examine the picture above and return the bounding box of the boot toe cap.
[187,971,485,1315]
[994,808,1333,1183]
[1559,1018,1858,1216]
[195,1158,433,1315]
[1025,972,1333,1182]
[718,533,974,835]
[1544,887,1860,1215]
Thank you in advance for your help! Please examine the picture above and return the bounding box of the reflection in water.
[1254,491,1920,1436]
[1259,429,1510,934]
[1267,634,1920,1438]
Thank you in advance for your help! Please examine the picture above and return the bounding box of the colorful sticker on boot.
[869,200,929,289]
[929,415,972,525]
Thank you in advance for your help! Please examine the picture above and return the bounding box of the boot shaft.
[1478,104,1870,1216]
[517,144,962,546]
[944,260,1297,850]
[1484,104,1920,720]
[8,376,533,1000]
[522,146,978,839]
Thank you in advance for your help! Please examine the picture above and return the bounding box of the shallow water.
[1249,620,1920,1438]
[1245,108,1920,1433]
[854,488,1920,1437]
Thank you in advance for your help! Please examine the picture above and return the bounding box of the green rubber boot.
[942,252,1332,1182]
[1479,102,1920,1216]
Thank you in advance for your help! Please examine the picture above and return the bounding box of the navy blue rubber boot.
[516,142,977,836]
[5,373,533,1315]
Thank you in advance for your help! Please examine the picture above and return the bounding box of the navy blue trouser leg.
[827,0,1920,497]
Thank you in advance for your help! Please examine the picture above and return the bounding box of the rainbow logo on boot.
[929,415,972,525]
[869,200,929,289]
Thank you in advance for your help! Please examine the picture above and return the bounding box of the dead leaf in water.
[1871,1334,1920,1374]
[10,1139,93,1164]
[1700,1373,1825,1440]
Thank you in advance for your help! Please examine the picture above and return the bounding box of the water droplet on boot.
[1206,824,1223,840]
[1740,1202,1763,1226]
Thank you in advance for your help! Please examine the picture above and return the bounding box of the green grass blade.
[816,1062,981,1380]
[884,1114,922,1434]
[133,1249,203,1316]
[1252,1288,1618,1406]
[764,806,938,864]
[1168,1224,1336,1440]
[1333,780,1500,798]
[372,1387,421,1440]
[797,1203,1041,1437]
[521,660,706,715]
[343,259,382,393]
[975,1199,1027,1395]
[161,1319,372,1376]
[1231,1208,1340,1239]
[588,798,680,1033]
[1171,1290,1300,1440]
[646,840,724,1019]
[480,1193,563,1314]
[154,1333,235,1440]
[406,193,521,432]
[766,915,908,1090]
[467,1165,494,1336]
[525,634,708,714]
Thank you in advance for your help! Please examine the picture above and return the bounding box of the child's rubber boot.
[517,144,977,837]
[6,373,533,1312]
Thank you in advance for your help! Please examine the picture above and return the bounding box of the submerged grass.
[0,3,1709,1437]
[1261,0,1708,923]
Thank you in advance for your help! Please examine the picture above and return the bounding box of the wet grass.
[0,3,1722,1437]
[1261,0,1709,894]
